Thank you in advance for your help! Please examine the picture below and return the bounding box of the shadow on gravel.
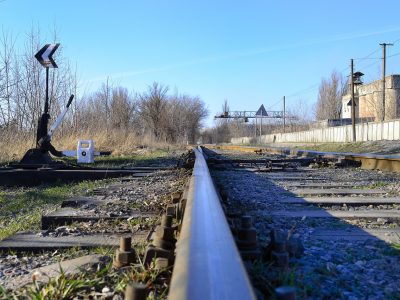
[206,149,400,299]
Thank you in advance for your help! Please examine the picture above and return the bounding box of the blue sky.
[2,0,400,126]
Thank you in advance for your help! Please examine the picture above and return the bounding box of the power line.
[354,57,380,60]
[357,52,400,72]
[359,60,380,71]
[355,48,381,62]
[266,99,283,110]
[387,52,400,58]
[279,39,400,101]
[286,83,319,99]
[356,37,399,69]
[286,36,400,100]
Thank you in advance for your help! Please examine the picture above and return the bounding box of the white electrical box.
[77,140,95,164]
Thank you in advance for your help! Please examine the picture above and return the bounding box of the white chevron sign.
[34,43,60,68]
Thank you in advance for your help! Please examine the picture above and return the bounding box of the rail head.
[168,147,256,300]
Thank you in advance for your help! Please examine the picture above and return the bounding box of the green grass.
[381,244,400,257]
[0,179,116,240]
[0,250,172,299]
[387,233,400,256]
[59,148,175,168]
[391,243,400,251]
[364,181,389,189]
[0,149,180,298]
[10,260,121,299]
[239,141,377,154]
[291,142,366,153]
[247,260,302,298]
[1,147,176,168]
[0,147,178,240]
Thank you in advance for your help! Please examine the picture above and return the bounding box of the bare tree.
[315,71,346,120]
[0,30,16,126]
[138,82,168,141]
[215,100,231,142]
[286,98,313,132]
[179,95,208,143]
[0,25,211,160]
[110,87,135,131]
[204,99,257,143]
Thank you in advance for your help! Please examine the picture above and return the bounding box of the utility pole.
[380,43,393,121]
[283,96,286,133]
[254,117,257,138]
[350,59,356,142]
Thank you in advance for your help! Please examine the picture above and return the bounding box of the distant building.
[342,74,400,121]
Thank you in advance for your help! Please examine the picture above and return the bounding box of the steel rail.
[207,144,400,172]
[168,147,256,300]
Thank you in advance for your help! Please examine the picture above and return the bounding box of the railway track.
[205,145,400,299]
[1,146,400,299]
[0,152,192,298]
[208,144,400,172]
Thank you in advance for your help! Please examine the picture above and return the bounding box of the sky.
[2,0,400,127]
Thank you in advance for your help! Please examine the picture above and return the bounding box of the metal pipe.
[45,67,49,114]
[168,147,256,300]
[283,96,286,133]
[47,94,74,139]
[350,59,356,142]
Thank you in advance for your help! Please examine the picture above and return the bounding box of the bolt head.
[166,205,176,218]
[161,214,173,228]
[155,226,175,241]
[171,192,181,203]
[241,215,252,228]
[275,286,296,300]
[120,236,132,251]
[125,282,147,300]
[237,228,257,244]
[154,257,169,270]
[114,249,136,267]
[273,240,287,252]
[271,250,289,268]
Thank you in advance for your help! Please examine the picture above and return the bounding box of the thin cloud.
[85,26,400,83]
[84,56,220,84]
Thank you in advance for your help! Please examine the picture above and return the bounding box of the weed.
[247,260,277,295]
[363,181,389,189]
[279,267,298,286]
[0,179,123,240]
[329,220,349,229]
[2,244,172,299]
[296,142,368,154]
[92,246,115,256]
[60,148,173,169]
[387,233,400,256]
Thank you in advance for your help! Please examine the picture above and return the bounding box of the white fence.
[231,119,400,144]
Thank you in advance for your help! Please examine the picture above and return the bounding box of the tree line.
[77,81,207,144]
[0,29,208,160]
[1,28,379,151]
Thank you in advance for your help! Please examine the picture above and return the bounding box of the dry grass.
[270,140,400,155]
[0,131,34,163]
[0,129,181,163]
[53,130,142,156]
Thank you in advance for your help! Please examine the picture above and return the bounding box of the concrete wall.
[231,119,400,144]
